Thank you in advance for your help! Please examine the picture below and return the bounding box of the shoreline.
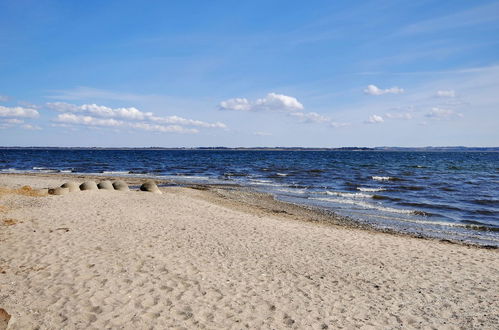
[1,172,496,249]
[1,173,498,328]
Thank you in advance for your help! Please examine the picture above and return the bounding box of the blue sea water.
[1,149,498,246]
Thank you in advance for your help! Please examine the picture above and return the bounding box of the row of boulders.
[48,180,162,195]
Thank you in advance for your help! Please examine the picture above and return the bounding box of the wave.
[307,169,325,173]
[224,172,249,177]
[310,197,415,215]
[357,187,385,192]
[372,176,401,181]
[249,180,288,188]
[325,191,372,198]
[173,175,212,180]
[102,171,130,175]
[129,170,149,174]
[351,210,498,232]
[395,185,425,191]
[371,195,401,202]
[469,199,499,206]
[276,188,308,195]
[1,168,26,173]
[472,209,497,216]
[250,179,272,183]
[31,167,59,173]
[399,201,462,212]
[276,173,288,177]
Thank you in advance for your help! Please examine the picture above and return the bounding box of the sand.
[0,174,498,329]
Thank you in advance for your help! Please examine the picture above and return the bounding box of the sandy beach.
[0,174,498,329]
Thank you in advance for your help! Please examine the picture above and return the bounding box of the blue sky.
[1,0,498,147]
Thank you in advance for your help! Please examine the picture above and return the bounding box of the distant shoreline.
[1,146,498,152]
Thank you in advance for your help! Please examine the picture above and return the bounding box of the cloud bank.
[47,102,226,133]
[220,92,348,128]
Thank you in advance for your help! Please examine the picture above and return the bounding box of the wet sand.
[0,174,498,329]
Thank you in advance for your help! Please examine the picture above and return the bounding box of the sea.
[1,149,498,247]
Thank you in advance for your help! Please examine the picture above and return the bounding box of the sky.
[1,0,498,147]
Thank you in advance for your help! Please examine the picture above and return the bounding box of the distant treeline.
[0,146,498,152]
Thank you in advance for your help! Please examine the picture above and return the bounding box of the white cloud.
[385,112,414,120]
[129,122,198,134]
[219,92,346,128]
[425,107,463,119]
[0,106,39,118]
[255,93,304,111]
[220,93,304,112]
[22,124,42,130]
[366,114,384,124]
[55,113,124,127]
[54,113,198,134]
[0,95,9,102]
[47,102,152,120]
[289,111,330,123]
[2,118,24,124]
[150,115,226,128]
[364,84,404,95]
[436,90,456,97]
[219,98,252,111]
[47,102,225,129]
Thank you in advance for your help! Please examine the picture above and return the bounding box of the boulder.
[48,187,69,195]
[61,181,80,192]
[97,180,114,190]
[140,180,162,194]
[112,180,129,191]
[79,181,98,191]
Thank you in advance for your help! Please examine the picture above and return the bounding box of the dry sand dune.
[0,174,498,329]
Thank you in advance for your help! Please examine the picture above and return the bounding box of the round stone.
[112,180,129,191]
[79,181,98,191]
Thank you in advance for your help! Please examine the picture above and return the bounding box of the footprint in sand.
[0,308,11,330]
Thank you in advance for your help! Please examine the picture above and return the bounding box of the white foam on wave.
[325,191,372,198]
[251,179,272,183]
[357,187,386,192]
[102,171,130,175]
[372,176,393,181]
[173,175,212,180]
[276,173,288,177]
[310,197,414,214]
[1,168,25,173]
[350,210,499,236]
[276,188,308,195]
[249,179,287,187]
[60,170,72,173]
[31,167,59,173]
